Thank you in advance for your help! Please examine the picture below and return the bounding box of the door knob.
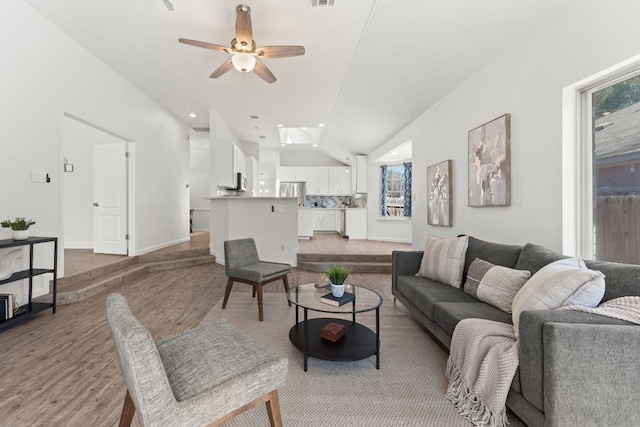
[93,202,99,207]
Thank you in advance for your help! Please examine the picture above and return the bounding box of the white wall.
[0,0,190,298]
[379,0,640,252]
[62,116,128,248]
[366,137,413,243]
[280,150,346,166]
[189,131,210,231]
[209,198,298,266]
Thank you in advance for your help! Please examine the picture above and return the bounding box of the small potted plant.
[1,217,36,240]
[325,265,351,298]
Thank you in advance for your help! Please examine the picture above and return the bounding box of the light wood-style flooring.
[298,232,411,254]
[0,234,403,426]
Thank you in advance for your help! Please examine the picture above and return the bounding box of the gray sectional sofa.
[392,236,640,427]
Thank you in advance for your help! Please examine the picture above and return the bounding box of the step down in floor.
[297,253,392,274]
[38,248,215,306]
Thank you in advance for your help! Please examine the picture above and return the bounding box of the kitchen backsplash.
[306,195,367,208]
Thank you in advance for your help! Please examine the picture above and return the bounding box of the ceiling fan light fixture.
[232,53,256,72]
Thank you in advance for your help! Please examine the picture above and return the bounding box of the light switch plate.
[31,170,47,183]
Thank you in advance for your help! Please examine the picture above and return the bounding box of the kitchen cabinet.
[312,209,337,231]
[353,155,368,193]
[345,209,367,239]
[307,168,330,195]
[298,208,313,238]
[216,140,235,188]
[280,167,307,182]
[217,142,246,189]
[329,167,351,195]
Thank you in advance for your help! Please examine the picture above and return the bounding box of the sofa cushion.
[514,243,567,276]
[416,235,469,288]
[398,276,478,320]
[433,302,512,336]
[512,258,605,337]
[462,236,523,283]
[476,263,531,313]
[584,259,640,302]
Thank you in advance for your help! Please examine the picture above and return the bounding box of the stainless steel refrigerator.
[279,182,306,206]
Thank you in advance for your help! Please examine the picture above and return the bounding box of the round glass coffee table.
[286,283,383,372]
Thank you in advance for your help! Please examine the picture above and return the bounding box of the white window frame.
[562,54,640,258]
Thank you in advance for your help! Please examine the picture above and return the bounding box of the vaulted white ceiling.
[24,0,576,162]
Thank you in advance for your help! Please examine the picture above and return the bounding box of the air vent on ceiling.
[193,127,210,133]
[310,0,335,7]
[142,0,176,13]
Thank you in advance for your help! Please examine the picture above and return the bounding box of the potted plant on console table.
[325,265,351,298]
[1,217,36,241]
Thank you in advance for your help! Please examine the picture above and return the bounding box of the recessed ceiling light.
[318,123,324,127]
[391,152,398,155]
[281,143,286,146]
[277,124,283,128]
[189,112,196,118]
[301,127,307,130]
[312,144,317,147]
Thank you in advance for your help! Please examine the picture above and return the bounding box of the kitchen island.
[207,197,298,266]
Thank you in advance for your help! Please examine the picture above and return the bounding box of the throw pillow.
[464,258,494,298]
[476,263,531,313]
[511,257,605,337]
[416,235,469,288]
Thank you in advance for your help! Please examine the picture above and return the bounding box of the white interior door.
[94,142,128,254]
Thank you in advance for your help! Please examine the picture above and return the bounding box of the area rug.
[199,292,475,426]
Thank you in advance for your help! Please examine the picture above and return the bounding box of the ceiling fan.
[179,4,305,84]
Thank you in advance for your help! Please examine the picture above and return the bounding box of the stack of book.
[0,294,15,320]
[320,291,355,307]
[320,322,346,342]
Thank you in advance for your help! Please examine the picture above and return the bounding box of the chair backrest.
[224,238,260,273]
[106,293,175,426]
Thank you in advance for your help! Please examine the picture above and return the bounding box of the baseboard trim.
[136,237,191,256]
[367,236,412,244]
[64,241,94,249]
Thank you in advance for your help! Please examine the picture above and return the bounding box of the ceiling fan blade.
[210,60,234,79]
[256,45,306,58]
[178,38,229,52]
[235,4,253,49]
[253,60,276,84]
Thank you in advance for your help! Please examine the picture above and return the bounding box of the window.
[380,163,412,217]
[582,71,640,263]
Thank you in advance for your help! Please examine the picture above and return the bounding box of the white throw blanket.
[446,318,519,427]
[557,296,640,324]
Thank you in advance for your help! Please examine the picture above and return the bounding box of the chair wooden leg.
[257,284,264,321]
[265,390,283,427]
[283,275,292,307]
[222,278,234,309]
[252,286,257,298]
[119,390,136,427]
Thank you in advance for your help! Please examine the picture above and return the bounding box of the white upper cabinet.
[329,167,351,195]
[280,166,307,182]
[281,166,350,195]
[216,140,236,188]
[353,155,368,193]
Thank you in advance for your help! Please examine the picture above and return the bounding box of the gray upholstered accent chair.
[106,293,288,427]
[223,238,292,321]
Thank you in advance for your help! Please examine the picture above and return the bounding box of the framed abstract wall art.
[427,159,452,226]
[468,114,510,207]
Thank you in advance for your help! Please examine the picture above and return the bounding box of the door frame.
[59,112,136,277]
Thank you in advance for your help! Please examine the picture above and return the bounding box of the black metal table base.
[288,316,379,371]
